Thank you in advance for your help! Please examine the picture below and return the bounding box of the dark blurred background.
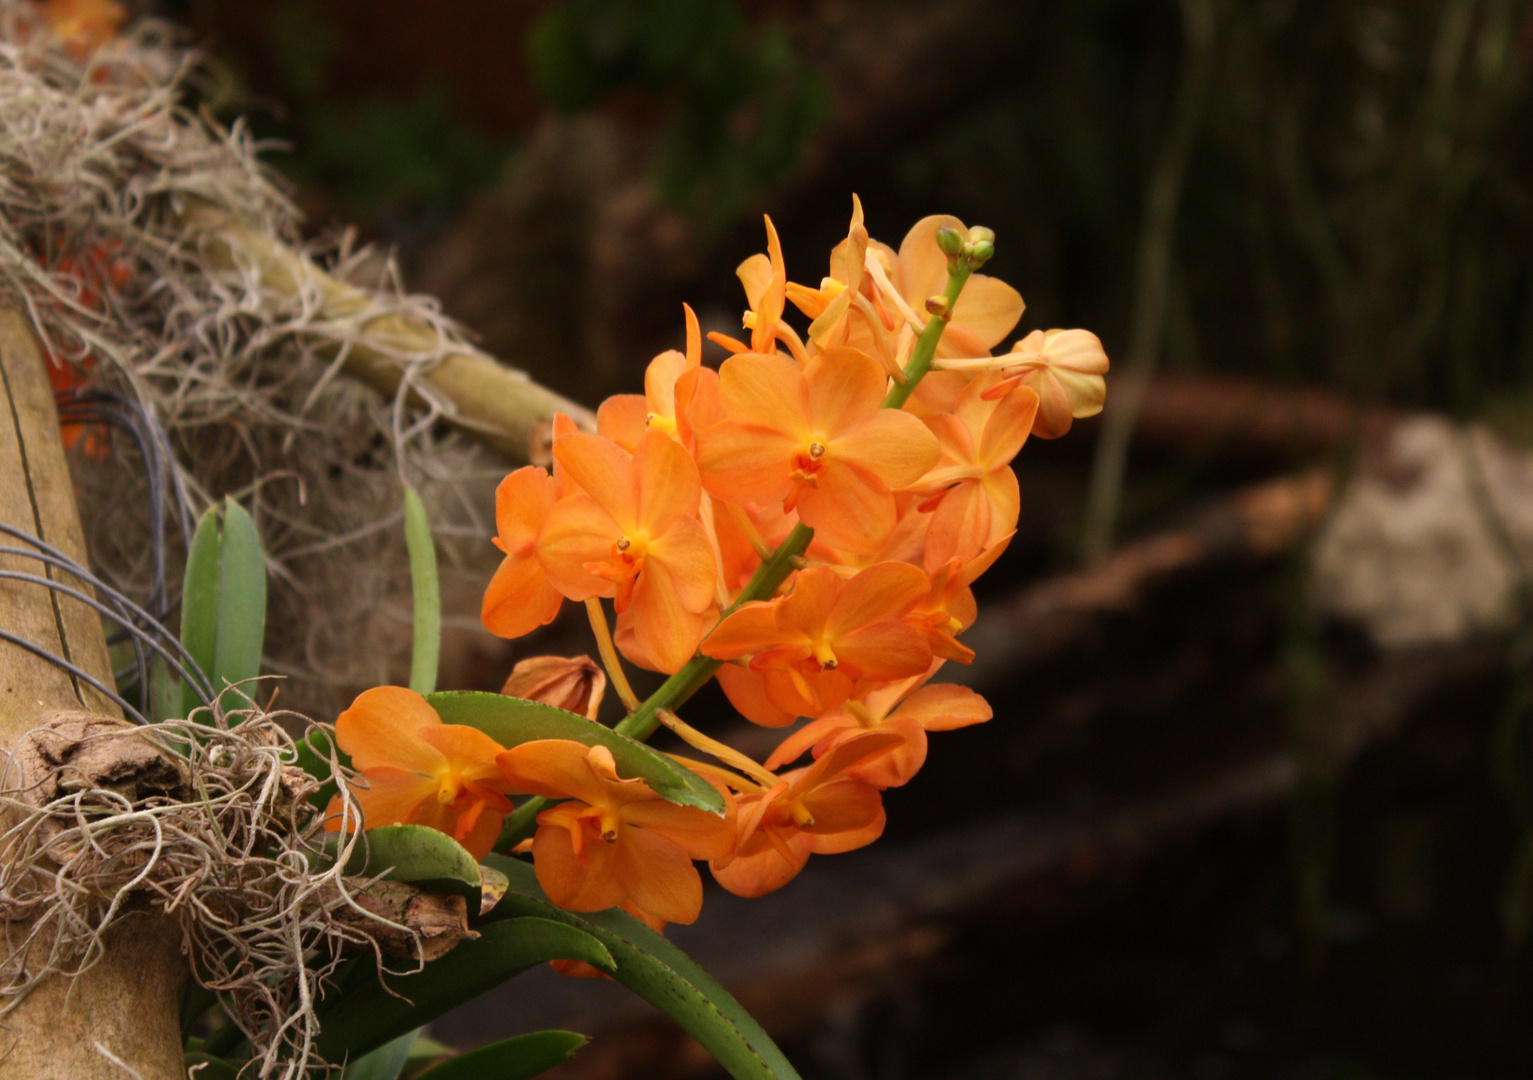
[173,1,1533,1076]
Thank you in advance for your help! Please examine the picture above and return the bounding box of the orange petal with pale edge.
[326,766,437,832]
[418,725,511,782]
[831,408,940,489]
[553,434,637,528]
[495,467,557,550]
[736,253,773,310]
[532,818,626,913]
[625,559,707,674]
[794,461,897,556]
[803,348,885,435]
[924,483,991,570]
[497,740,613,806]
[701,602,790,662]
[717,352,805,434]
[711,829,814,898]
[763,714,852,771]
[695,421,798,505]
[899,684,992,731]
[979,385,1039,468]
[716,664,799,727]
[803,780,887,853]
[612,826,705,925]
[623,796,736,861]
[597,395,648,452]
[830,562,929,633]
[843,715,929,789]
[634,431,701,533]
[897,215,966,306]
[537,495,619,601]
[335,686,444,773]
[833,620,932,681]
[644,350,691,418]
[482,550,565,639]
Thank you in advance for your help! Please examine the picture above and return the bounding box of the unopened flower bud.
[966,238,995,265]
[925,295,952,321]
[936,226,965,257]
[501,655,607,720]
[967,226,996,245]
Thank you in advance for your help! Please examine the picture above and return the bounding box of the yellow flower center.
[646,412,678,436]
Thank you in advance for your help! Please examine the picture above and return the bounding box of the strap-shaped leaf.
[213,499,266,705]
[341,1028,419,1080]
[483,855,802,1080]
[413,1031,589,1080]
[313,917,614,1064]
[346,824,482,904]
[427,691,724,814]
[178,504,221,720]
[179,499,267,718]
[402,487,440,697]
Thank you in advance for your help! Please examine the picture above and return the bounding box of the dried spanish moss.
[0,710,410,1079]
[0,4,505,716]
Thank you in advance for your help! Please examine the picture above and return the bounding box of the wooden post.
[0,309,184,1078]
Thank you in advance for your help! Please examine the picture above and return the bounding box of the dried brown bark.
[0,309,185,1079]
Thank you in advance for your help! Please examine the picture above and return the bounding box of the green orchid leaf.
[483,855,802,1080]
[346,824,482,903]
[213,499,266,708]
[342,1027,419,1080]
[313,917,614,1064]
[413,1030,589,1080]
[426,691,724,814]
[178,499,267,719]
[178,504,222,720]
[403,487,440,697]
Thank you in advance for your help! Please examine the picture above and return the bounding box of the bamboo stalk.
[181,201,597,463]
[0,308,184,1078]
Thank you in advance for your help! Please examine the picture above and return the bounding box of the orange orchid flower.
[538,430,717,672]
[905,535,1011,664]
[481,465,566,640]
[702,563,933,719]
[597,304,714,451]
[711,216,807,361]
[696,347,940,555]
[785,196,877,353]
[918,377,1039,569]
[323,686,515,860]
[496,740,736,925]
[686,730,903,898]
[765,667,992,789]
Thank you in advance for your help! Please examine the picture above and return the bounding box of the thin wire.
[0,571,208,700]
[0,629,145,724]
[0,526,214,717]
[0,533,213,700]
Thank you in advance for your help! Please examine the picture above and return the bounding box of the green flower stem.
[494,255,977,853]
[882,262,974,410]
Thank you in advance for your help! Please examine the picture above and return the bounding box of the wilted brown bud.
[502,655,606,720]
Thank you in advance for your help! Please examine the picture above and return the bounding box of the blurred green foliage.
[259,0,508,223]
[887,0,1533,421]
[526,0,825,232]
